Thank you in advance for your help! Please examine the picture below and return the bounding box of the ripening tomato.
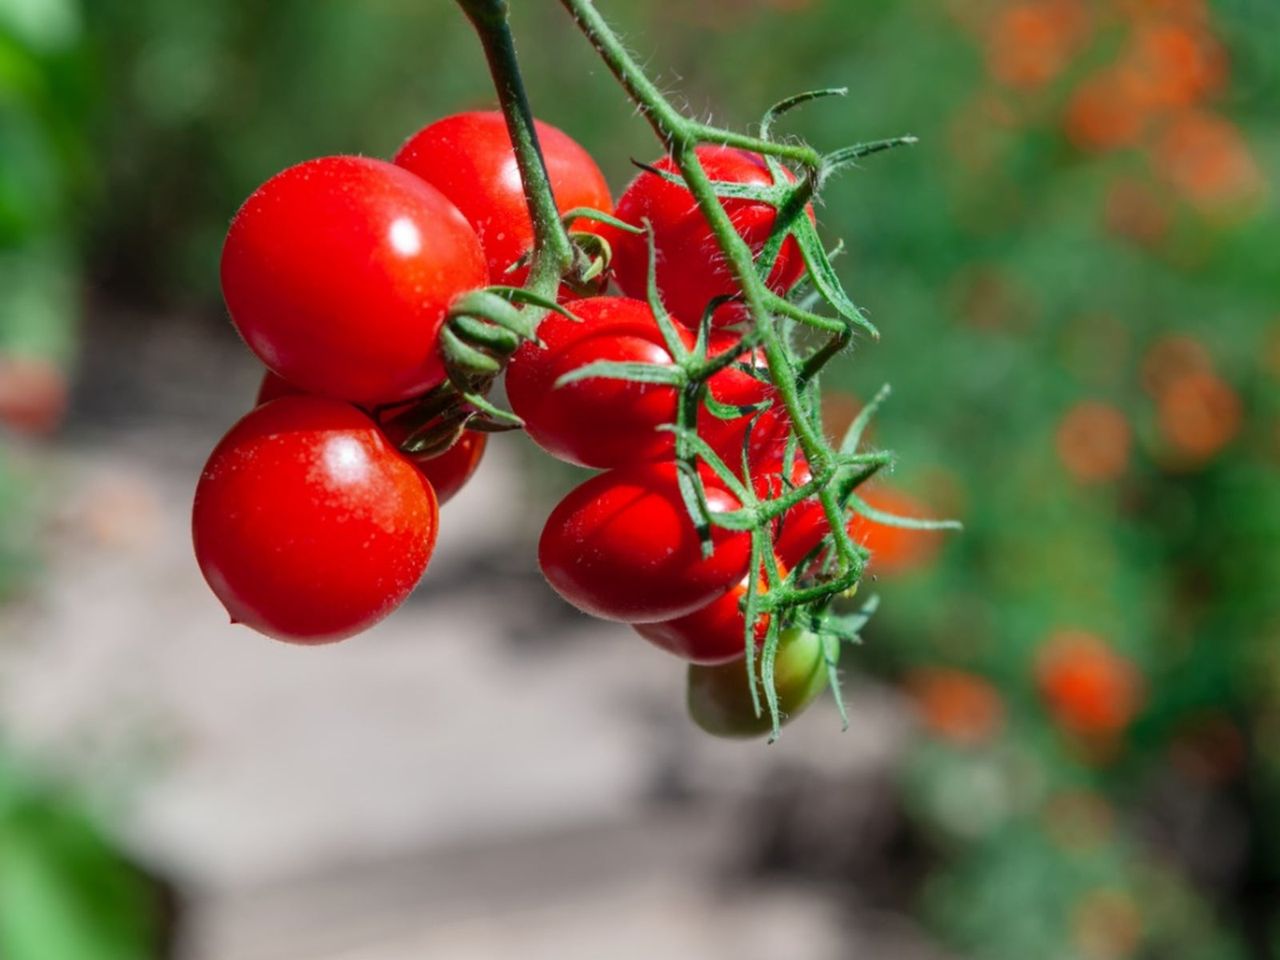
[687,626,828,738]
[221,155,487,406]
[602,145,811,327]
[507,297,785,468]
[394,111,612,282]
[633,559,783,665]
[192,397,439,643]
[538,461,751,622]
[776,483,942,576]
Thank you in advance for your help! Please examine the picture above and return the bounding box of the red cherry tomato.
[254,369,488,506]
[687,626,828,738]
[603,146,811,327]
[394,111,612,282]
[381,423,488,506]
[776,483,942,576]
[538,461,751,623]
[192,396,439,643]
[507,297,786,469]
[221,155,487,406]
[252,371,488,507]
[634,559,783,665]
[702,332,791,471]
[507,297,683,468]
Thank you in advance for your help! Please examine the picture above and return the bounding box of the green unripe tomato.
[686,626,829,739]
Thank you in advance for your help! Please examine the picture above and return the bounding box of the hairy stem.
[456,0,575,296]
[557,0,847,546]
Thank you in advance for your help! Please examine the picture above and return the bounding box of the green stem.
[558,0,846,548]
[456,0,575,296]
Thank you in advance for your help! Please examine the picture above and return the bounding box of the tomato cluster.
[192,109,893,737]
[194,110,609,643]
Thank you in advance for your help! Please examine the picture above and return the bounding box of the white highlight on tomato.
[388,216,422,256]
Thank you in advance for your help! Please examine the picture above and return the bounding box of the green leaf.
[0,791,160,960]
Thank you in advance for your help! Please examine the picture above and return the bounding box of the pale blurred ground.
[0,315,945,960]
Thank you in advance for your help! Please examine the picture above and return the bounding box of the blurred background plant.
[0,0,1276,957]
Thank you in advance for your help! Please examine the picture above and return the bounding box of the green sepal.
[560,207,644,234]
[845,493,962,531]
[838,383,891,455]
[553,360,684,389]
[821,135,918,178]
[789,213,878,339]
[441,326,504,380]
[760,87,848,141]
[461,390,524,428]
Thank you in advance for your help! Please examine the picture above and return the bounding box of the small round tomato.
[507,298,786,469]
[776,483,942,576]
[701,333,791,472]
[394,111,612,281]
[687,626,828,738]
[633,560,782,665]
[222,155,487,406]
[192,396,439,643]
[602,145,811,327]
[252,370,486,505]
[538,461,751,622]
[381,423,487,506]
[507,297,685,468]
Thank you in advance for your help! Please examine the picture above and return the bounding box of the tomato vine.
[441,0,958,738]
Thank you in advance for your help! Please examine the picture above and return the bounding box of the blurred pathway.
[0,317,941,960]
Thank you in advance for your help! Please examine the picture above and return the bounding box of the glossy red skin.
[633,559,782,665]
[538,461,751,623]
[506,298,786,469]
[776,484,941,576]
[395,111,612,282]
[603,146,810,327]
[383,424,487,506]
[192,397,439,643]
[507,297,682,468]
[254,371,488,505]
[703,332,791,471]
[222,156,487,406]
[255,370,297,406]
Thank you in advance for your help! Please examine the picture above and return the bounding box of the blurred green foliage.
[0,0,87,362]
[0,759,163,960]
